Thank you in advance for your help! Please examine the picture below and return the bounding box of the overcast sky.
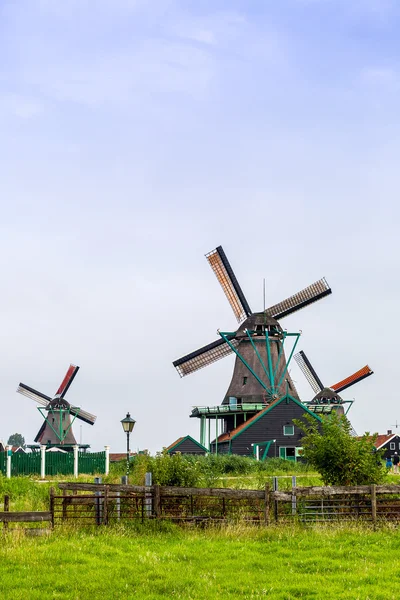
[1,0,399,452]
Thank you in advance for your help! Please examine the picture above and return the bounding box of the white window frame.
[283,425,294,436]
[390,442,395,450]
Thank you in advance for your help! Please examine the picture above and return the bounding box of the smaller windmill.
[294,350,373,416]
[17,364,96,449]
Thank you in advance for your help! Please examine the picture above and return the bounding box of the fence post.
[371,484,377,526]
[6,446,12,479]
[292,475,297,516]
[50,487,55,528]
[154,484,161,519]
[104,446,110,475]
[273,476,279,522]
[145,472,152,518]
[40,445,46,479]
[264,483,270,526]
[94,477,102,525]
[73,445,79,479]
[4,494,9,530]
[103,486,109,525]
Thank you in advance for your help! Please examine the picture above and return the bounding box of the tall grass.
[1,522,400,599]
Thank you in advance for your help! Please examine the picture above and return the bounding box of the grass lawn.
[2,524,400,599]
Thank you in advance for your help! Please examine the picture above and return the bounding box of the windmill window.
[52,418,55,423]
[283,425,294,436]
[256,325,264,335]
[242,377,247,386]
[390,442,396,450]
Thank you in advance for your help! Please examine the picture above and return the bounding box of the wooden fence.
[52,482,400,526]
[5,482,400,529]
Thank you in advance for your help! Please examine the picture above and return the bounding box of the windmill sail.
[294,351,324,395]
[265,278,331,321]
[173,336,239,377]
[206,246,252,324]
[331,365,373,394]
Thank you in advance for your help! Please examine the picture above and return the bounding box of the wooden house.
[210,394,322,460]
[371,431,400,459]
[165,435,208,456]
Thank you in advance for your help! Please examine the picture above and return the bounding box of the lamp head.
[121,412,136,433]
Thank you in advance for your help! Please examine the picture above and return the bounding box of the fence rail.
[6,482,400,529]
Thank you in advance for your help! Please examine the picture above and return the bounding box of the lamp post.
[121,412,136,480]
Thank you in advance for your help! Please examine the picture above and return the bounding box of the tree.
[7,433,26,448]
[293,412,386,486]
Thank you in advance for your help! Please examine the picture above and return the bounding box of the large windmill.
[173,245,332,447]
[17,364,96,449]
[294,350,373,416]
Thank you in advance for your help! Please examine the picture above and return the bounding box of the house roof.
[215,394,322,443]
[365,433,397,450]
[164,435,207,453]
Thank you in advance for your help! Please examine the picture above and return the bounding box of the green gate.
[11,452,41,475]
[78,451,106,474]
[46,451,74,476]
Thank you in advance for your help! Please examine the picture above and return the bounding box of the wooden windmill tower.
[294,350,373,418]
[173,245,332,448]
[17,364,96,450]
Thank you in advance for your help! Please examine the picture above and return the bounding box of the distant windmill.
[294,350,373,415]
[17,365,96,449]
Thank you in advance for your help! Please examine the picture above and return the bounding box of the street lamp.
[121,412,136,479]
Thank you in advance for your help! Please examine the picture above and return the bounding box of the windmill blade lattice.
[173,336,239,377]
[206,246,252,324]
[265,278,331,321]
[17,383,51,407]
[294,350,324,395]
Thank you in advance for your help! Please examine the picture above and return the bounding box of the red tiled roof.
[110,453,131,462]
[331,365,372,391]
[164,437,184,452]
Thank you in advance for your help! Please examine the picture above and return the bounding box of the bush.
[294,412,386,486]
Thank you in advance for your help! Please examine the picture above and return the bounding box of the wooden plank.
[103,486,109,525]
[293,484,400,496]
[153,485,161,519]
[49,488,54,528]
[58,482,264,499]
[4,495,9,530]
[371,484,377,524]
[59,482,148,493]
[271,492,292,501]
[0,512,52,523]
[264,483,270,526]
[160,486,264,499]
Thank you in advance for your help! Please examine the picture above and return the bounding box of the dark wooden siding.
[211,398,318,457]
[169,439,206,455]
[381,436,400,459]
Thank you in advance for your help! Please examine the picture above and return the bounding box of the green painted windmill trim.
[166,435,208,454]
[219,331,269,391]
[245,329,271,384]
[229,394,323,442]
[276,332,301,389]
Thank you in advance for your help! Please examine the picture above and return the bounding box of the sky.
[1,0,400,452]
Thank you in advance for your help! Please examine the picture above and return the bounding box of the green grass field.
[2,458,400,600]
[1,523,400,599]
